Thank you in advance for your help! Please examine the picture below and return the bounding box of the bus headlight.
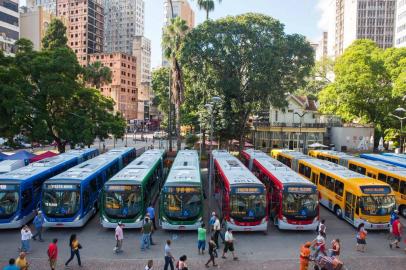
[282,216,287,222]
[73,215,81,222]
[196,217,203,223]
[161,216,167,222]
[313,217,319,223]
[261,218,267,224]
[230,218,235,224]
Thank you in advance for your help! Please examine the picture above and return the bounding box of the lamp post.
[253,115,259,149]
[294,112,307,152]
[205,96,222,213]
[390,107,406,153]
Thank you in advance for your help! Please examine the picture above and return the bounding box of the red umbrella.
[30,151,58,162]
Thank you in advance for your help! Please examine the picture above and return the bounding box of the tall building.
[330,0,396,57]
[0,0,19,56]
[395,0,406,47]
[56,0,104,66]
[20,6,55,51]
[88,53,138,120]
[103,0,144,55]
[26,0,57,14]
[316,32,329,60]
[133,36,151,120]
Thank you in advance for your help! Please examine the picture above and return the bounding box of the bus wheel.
[334,206,342,219]
[400,206,406,218]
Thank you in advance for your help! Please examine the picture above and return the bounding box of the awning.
[30,151,58,162]
[307,143,328,148]
[6,150,37,160]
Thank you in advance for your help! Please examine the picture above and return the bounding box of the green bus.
[100,149,165,228]
[160,150,203,230]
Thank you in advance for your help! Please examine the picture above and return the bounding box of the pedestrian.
[209,212,216,231]
[2,259,19,270]
[141,216,152,251]
[312,232,327,257]
[147,205,156,245]
[205,236,218,268]
[356,223,367,252]
[213,215,221,247]
[65,234,82,267]
[164,240,175,270]
[299,242,312,270]
[329,239,340,257]
[318,219,326,237]
[114,221,124,253]
[177,255,188,270]
[145,260,153,270]
[15,252,29,270]
[32,210,44,242]
[197,223,207,255]
[20,225,32,253]
[222,228,238,260]
[390,216,402,249]
[47,238,58,270]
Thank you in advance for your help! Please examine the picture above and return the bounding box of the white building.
[0,0,19,56]
[26,0,56,14]
[103,0,145,54]
[328,0,396,57]
[395,0,406,47]
[316,32,328,60]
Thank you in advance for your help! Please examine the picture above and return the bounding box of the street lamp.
[205,96,222,214]
[294,112,307,152]
[390,107,406,153]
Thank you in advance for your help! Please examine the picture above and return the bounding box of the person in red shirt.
[390,217,403,249]
[47,238,58,270]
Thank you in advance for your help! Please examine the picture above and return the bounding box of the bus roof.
[0,148,96,182]
[382,153,406,159]
[310,149,353,159]
[48,147,134,182]
[213,150,263,186]
[278,150,312,160]
[107,149,165,184]
[360,154,406,168]
[164,150,201,186]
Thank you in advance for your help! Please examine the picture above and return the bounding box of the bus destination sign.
[0,184,17,191]
[234,187,263,194]
[46,184,77,190]
[360,186,391,195]
[106,185,137,192]
[286,186,314,194]
[165,187,200,193]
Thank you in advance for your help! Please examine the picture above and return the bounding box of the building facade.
[56,0,104,66]
[330,0,396,57]
[88,53,138,120]
[26,0,57,14]
[316,32,328,60]
[395,0,406,47]
[20,6,54,51]
[0,0,19,56]
[103,0,144,55]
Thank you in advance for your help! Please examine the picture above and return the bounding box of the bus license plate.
[376,224,384,229]
[56,223,64,227]
[178,226,185,230]
[296,226,304,230]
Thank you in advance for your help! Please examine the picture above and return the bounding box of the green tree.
[42,19,68,50]
[195,0,222,20]
[180,13,314,151]
[83,61,112,89]
[162,17,189,151]
[382,47,406,99]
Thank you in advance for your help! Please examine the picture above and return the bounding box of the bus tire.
[334,206,342,219]
[400,205,406,218]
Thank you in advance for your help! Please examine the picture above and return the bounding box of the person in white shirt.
[20,225,32,253]
[145,259,153,270]
[221,228,238,260]
[213,215,221,247]
[114,222,124,253]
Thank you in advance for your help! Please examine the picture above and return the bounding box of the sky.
[20,0,329,68]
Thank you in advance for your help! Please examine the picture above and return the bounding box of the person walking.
[198,223,207,255]
[318,219,326,238]
[209,212,216,232]
[141,216,152,251]
[389,210,399,240]
[213,215,221,247]
[312,232,327,257]
[2,259,19,270]
[390,216,402,249]
[299,242,312,270]
[145,260,153,270]
[222,228,238,260]
[32,210,44,242]
[329,239,341,257]
[15,252,29,270]
[205,236,218,268]
[164,240,175,270]
[47,239,58,270]
[114,221,124,253]
[356,223,367,252]
[65,234,82,267]
[177,255,188,270]
[20,225,32,253]
[147,204,156,230]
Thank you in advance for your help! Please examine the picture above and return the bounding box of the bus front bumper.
[43,209,95,228]
[226,221,268,232]
[0,213,35,229]
[355,218,390,230]
[277,219,318,231]
[161,220,202,230]
[101,219,143,229]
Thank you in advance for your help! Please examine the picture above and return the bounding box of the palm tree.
[162,17,189,151]
[196,0,222,20]
[83,61,112,89]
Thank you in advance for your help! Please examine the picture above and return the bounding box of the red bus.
[212,150,268,232]
[241,149,319,230]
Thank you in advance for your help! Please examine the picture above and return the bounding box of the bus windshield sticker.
[360,186,391,195]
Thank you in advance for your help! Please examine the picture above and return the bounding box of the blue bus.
[0,148,98,229]
[382,153,406,159]
[360,154,406,168]
[41,148,136,227]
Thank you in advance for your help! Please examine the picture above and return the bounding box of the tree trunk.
[176,103,181,151]
[206,9,209,20]
[55,138,65,153]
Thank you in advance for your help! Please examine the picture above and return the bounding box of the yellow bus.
[308,150,406,217]
[273,150,396,229]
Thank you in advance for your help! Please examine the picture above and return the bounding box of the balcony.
[254,122,327,133]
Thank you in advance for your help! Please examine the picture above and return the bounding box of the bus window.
[334,180,344,196]
[311,173,318,184]
[33,180,42,197]
[90,179,97,193]
[356,166,366,175]
[299,164,305,175]
[319,173,326,186]
[83,189,90,211]
[332,158,338,164]
[349,163,357,172]
[400,181,406,195]
[22,189,32,209]
[345,192,354,219]
[326,176,335,191]
[387,176,400,192]
[378,173,387,182]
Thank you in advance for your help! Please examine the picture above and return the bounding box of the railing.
[255,122,327,128]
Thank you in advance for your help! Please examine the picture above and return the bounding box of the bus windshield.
[0,184,19,219]
[230,191,266,222]
[359,195,396,216]
[43,189,81,218]
[104,185,142,219]
[163,186,202,221]
[282,192,318,219]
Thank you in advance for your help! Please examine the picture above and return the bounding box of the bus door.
[344,191,356,223]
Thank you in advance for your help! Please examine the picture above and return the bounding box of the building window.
[275,111,278,122]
